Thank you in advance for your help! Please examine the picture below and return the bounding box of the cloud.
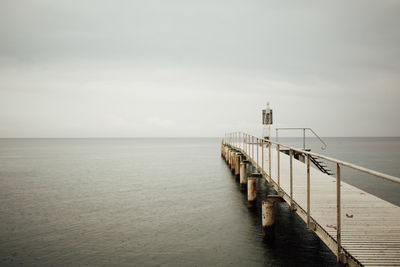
[0,1,399,137]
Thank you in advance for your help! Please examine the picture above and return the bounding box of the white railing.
[275,127,327,150]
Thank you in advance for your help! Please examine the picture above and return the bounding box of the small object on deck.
[326,224,337,230]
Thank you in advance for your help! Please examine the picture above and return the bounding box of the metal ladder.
[308,151,334,176]
[276,128,334,176]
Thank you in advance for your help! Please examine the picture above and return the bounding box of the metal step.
[309,154,334,176]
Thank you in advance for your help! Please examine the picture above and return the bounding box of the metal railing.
[223,131,400,261]
[275,127,327,150]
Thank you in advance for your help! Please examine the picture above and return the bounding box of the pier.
[221,132,400,267]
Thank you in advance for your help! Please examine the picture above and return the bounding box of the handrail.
[224,131,400,263]
[230,131,400,184]
[275,127,327,150]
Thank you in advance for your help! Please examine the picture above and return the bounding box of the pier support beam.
[234,153,242,177]
[225,148,230,163]
[228,150,233,167]
[240,160,249,191]
[230,151,235,172]
[246,162,254,174]
[248,173,261,208]
[262,195,284,241]
[229,152,233,172]
[222,146,226,160]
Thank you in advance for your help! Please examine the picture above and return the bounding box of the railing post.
[277,144,280,189]
[239,132,244,152]
[247,134,249,155]
[244,134,246,154]
[243,132,245,153]
[336,163,342,261]
[246,134,248,155]
[307,154,311,227]
[240,132,242,151]
[303,128,306,150]
[262,140,264,174]
[257,138,259,169]
[268,142,271,181]
[290,149,294,209]
[243,134,248,155]
[241,132,243,151]
[252,136,254,162]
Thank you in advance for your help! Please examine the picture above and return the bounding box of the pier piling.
[234,153,241,177]
[231,153,236,174]
[248,173,261,208]
[228,150,232,168]
[262,195,284,241]
[240,160,249,191]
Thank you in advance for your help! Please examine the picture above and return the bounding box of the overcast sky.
[0,0,399,137]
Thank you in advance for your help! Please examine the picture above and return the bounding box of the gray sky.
[1,0,399,137]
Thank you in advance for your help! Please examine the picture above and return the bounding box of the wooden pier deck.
[223,133,400,267]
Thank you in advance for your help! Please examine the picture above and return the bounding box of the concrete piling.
[230,151,235,172]
[230,151,234,169]
[262,195,284,241]
[248,173,261,208]
[234,153,241,177]
[240,160,249,191]
[231,152,235,173]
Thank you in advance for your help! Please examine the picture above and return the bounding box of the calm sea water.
[0,137,399,266]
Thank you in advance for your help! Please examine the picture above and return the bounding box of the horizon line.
[1,136,400,139]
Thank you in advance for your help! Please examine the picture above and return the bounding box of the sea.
[0,137,399,266]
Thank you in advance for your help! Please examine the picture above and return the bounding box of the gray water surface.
[1,138,398,266]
